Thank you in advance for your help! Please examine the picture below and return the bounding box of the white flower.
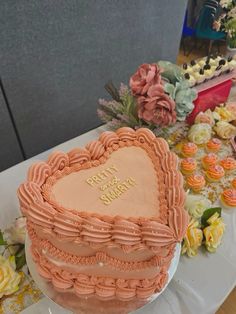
[220,0,232,8]
[0,256,21,298]
[185,194,212,219]
[188,123,212,145]
[5,217,26,244]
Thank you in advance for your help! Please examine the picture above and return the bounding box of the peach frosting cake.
[18,127,188,301]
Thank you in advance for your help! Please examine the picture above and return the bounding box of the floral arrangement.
[97,61,197,132]
[182,196,225,257]
[0,217,42,313]
[213,0,236,48]
[192,102,236,142]
[0,217,26,299]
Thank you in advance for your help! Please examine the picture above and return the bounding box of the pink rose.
[225,103,236,120]
[138,85,176,126]
[129,63,163,96]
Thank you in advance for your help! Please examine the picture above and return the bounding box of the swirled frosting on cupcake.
[221,188,236,208]
[220,157,236,172]
[180,158,197,175]
[232,178,236,189]
[202,153,218,170]
[206,138,222,153]
[187,174,206,192]
[206,165,225,182]
[182,142,198,157]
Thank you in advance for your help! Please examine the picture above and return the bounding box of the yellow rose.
[181,219,203,257]
[214,106,234,122]
[0,256,21,298]
[188,123,212,145]
[214,121,236,139]
[185,194,211,219]
[203,212,225,253]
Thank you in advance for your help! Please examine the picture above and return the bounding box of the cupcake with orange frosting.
[180,158,197,175]
[202,153,218,170]
[221,188,236,209]
[182,142,198,157]
[232,178,236,189]
[206,138,222,153]
[206,164,225,182]
[186,174,206,192]
[220,157,236,174]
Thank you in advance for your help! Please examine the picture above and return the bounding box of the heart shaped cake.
[18,127,188,301]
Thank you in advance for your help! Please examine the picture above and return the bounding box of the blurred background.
[0,0,235,171]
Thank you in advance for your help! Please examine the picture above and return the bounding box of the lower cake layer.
[28,225,175,301]
[31,246,169,301]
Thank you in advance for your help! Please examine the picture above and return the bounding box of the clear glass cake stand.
[25,234,180,314]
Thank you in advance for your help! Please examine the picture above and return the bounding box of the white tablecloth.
[1,124,236,314]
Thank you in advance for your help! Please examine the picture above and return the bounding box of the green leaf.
[0,230,7,245]
[15,251,26,270]
[201,207,222,228]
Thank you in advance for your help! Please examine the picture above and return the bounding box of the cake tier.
[18,127,188,301]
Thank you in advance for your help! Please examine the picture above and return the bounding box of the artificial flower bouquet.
[213,0,236,48]
[0,217,42,312]
[98,61,197,133]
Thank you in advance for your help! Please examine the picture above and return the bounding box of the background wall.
[0,0,187,171]
[0,87,24,170]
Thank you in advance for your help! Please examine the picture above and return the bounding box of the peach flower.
[137,85,176,126]
[129,63,163,96]
[225,103,236,120]
[194,110,215,126]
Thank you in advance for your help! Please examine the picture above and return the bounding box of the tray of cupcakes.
[182,55,236,89]
[184,55,236,124]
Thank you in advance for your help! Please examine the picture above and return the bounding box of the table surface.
[1,120,236,313]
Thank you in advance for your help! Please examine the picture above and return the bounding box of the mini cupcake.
[220,157,236,174]
[232,178,236,189]
[198,59,206,67]
[221,188,236,209]
[214,65,223,77]
[193,69,205,84]
[202,153,218,170]
[219,58,229,72]
[208,55,218,67]
[228,56,236,71]
[184,73,196,87]
[182,142,198,157]
[187,174,206,192]
[206,164,225,182]
[180,158,197,175]
[206,138,222,153]
[190,60,201,72]
[203,64,214,80]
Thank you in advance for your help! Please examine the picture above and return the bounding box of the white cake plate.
[25,234,181,314]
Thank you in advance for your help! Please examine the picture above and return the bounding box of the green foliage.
[201,207,222,228]
[0,230,7,245]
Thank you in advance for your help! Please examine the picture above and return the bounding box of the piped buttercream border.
[18,127,188,251]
